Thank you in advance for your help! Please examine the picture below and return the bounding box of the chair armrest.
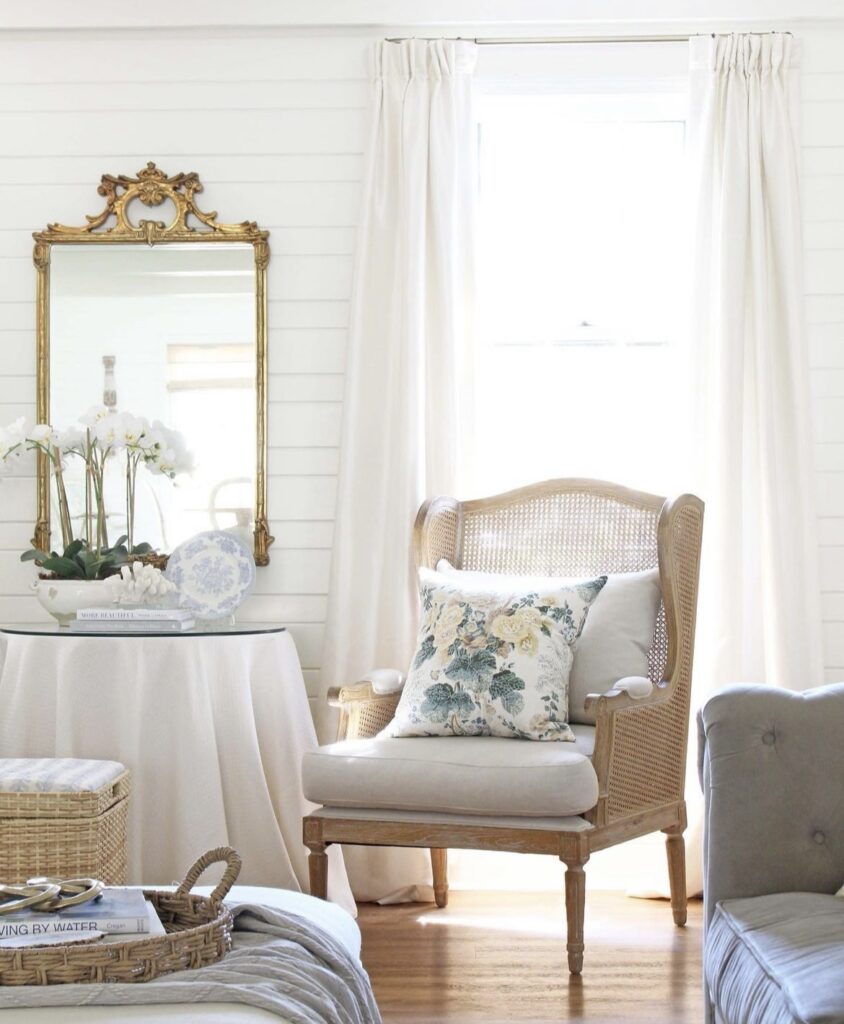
[584,678,681,826]
[326,669,406,740]
[699,682,844,930]
[327,668,406,705]
[583,675,654,713]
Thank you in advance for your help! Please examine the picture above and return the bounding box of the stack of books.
[0,888,165,948]
[70,608,196,633]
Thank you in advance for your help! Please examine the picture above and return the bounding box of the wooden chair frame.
[304,479,704,973]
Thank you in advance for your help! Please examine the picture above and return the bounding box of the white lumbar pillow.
[436,561,661,725]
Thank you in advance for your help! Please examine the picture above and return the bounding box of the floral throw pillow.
[389,569,607,741]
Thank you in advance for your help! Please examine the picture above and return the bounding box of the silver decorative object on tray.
[0,878,103,915]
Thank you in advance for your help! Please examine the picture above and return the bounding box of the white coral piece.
[105,562,176,606]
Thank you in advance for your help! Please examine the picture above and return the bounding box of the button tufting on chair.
[700,683,844,1024]
[762,731,776,745]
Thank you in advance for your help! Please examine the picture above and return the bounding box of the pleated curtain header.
[374,39,478,80]
[689,32,800,74]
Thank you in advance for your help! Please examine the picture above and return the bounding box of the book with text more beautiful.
[0,887,150,938]
[76,608,194,621]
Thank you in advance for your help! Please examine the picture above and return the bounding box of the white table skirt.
[0,629,353,915]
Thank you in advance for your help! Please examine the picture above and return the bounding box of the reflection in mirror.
[50,243,257,553]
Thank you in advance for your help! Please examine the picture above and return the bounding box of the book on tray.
[76,608,194,621]
[70,618,196,633]
[0,887,153,939]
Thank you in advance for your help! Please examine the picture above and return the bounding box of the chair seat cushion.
[302,727,598,818]
[705,892,844,1024]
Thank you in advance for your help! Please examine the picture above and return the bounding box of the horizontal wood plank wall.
[1,26,844,703]
[803,30,844,683]
[0,30,370,712]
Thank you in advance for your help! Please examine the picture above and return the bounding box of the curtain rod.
[385,32,792,45]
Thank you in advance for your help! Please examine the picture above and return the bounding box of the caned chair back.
[414,478,669,684]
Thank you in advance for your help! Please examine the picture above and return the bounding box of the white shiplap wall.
[0,30,372,712]
[1,22,844,703]
[803,28,844,682]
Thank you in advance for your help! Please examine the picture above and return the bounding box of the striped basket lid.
[0,758,126,794]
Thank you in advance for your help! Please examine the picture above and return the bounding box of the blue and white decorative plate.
[165,531,256,620]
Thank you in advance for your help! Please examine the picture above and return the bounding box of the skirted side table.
[0,624,353,914]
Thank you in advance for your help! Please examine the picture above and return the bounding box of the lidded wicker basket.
[0,760,130,885]
[0,846,242,986]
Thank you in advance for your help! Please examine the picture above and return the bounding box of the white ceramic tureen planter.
[32,579,112,627]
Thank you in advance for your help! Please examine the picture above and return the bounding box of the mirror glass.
[49,242,257,553]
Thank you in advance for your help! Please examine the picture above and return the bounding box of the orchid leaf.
[20,548,50,563]
[41,556,83,578]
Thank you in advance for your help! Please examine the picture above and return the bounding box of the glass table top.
[0,623,285,638]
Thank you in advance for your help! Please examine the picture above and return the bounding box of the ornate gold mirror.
[33,163,273,565]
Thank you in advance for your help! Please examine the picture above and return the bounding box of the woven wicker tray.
[0,846,242,985]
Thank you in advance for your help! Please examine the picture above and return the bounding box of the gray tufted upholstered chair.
[699,683,844,1023]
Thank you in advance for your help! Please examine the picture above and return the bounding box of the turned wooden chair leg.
[430,848,448,908]
[562,856,588,974]
[307,842,329,900]
[663,825,687,926]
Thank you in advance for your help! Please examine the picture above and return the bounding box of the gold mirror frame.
[32,162,273,565]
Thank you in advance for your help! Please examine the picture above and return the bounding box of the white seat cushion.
[302,726,598,818]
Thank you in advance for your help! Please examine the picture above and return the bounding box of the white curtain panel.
[319,39,478,902]
[686,33,824,890]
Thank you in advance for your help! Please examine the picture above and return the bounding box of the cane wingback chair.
[303,479,704,973]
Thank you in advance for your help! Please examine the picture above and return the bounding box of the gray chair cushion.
[706,892,844,1024]
[303,727,598,817]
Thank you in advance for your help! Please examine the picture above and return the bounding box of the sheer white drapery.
[319,39,478,902]
[318,32,820,904]
[685,32,823,892]
[690,31,822,696]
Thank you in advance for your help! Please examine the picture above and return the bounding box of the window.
[470,63,689,498]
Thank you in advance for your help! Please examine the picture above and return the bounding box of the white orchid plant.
[0,408,193,580]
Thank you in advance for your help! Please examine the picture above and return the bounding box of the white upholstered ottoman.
[0,886,363,1024]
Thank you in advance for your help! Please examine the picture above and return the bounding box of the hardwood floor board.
[358,890,703,1024]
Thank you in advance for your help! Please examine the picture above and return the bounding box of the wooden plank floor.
[358,891,703,1024]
